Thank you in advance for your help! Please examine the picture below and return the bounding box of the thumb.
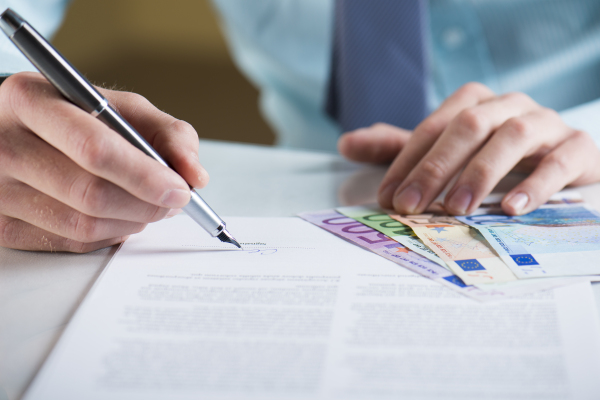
[338,123,412,164]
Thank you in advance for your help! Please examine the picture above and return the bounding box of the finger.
[0,215,128,253]
[501,131,600,215]
[389,91,538,214]
[101,89,208,188]
[338,123,412,164]
[2,126,170,223]
[0,181,147,242]
[378,82,495,208]
[4,73,191,208]
[445,107,568,214]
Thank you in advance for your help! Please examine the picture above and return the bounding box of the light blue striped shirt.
[2,0,600,151]
[211,0,600,151]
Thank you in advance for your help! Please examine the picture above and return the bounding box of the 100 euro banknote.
[393,214,516,285]
[458,203,600,279]
[336,205,447,268]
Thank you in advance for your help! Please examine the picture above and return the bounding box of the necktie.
[327,0,429,132]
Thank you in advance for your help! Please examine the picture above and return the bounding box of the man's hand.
[338,82,600,215]
[0,72,208,252]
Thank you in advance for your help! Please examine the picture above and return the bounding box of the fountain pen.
[0,8,241,248]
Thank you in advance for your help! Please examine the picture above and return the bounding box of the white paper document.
[25,216,600,399]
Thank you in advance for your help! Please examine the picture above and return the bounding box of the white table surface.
[1,139,599,400]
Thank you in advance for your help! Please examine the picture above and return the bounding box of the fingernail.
[195,174,204,188]
[193,154,209,188]
[165,208,183,219]
[197,169,209,187]
[506,192,529,214]
[161,189,190,208]
[395,184,422,213]
[446,186,473,215]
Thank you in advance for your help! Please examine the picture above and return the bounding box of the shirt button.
[442,27,466,50]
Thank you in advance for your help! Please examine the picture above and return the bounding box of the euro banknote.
[298,210,586,301]
[393,214,516,285]
[336,205,447,268]
[457,203,600,279]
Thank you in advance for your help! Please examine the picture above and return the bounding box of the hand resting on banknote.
[338,82,600,217]
[0,72,207,252]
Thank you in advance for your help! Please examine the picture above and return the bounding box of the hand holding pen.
[0,9,239,252]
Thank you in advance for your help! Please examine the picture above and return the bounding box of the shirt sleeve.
[212,0,600,153]
[0,0,71,76]
[209,0,341,151]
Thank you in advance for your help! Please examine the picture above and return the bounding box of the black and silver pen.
[0,8,241,248]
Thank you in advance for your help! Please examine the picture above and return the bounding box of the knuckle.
[75,133,110,171]
[72,176,110,216]
[456,82,492,98]
[501,117,530,141]
[170,119,196,137]
[570,130,591,143]
[0,182,20,212]
[538,107,560,122]
[370,122,392,132]
[545,153,570,175]
[111,91,150,115]
[2,73,32,93]
[1,73,37,111]
[64,238,90,254]
[68,212,100,243]
[119,91,144,103]
[345,127,367,138]
[501,91,532,105]
[132,223,148,234]
[420,158,448,182]
[0,133,17,168]
[126,91,149,105]
[455,108,489,137]
[2,73,59,117]
[0,216,19,248]
[146,206,169,223]
[163,120,200,150]
[469,159,497,182]
[131,168,156,195]
[416,118,443,140]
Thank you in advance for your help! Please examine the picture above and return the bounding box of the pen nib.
[217,229,242,249]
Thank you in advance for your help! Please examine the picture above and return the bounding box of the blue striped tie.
[327,0,429,132]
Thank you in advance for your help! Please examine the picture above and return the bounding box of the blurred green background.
[52,0,275,145]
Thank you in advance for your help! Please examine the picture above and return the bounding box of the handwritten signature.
[243,248,278,256]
